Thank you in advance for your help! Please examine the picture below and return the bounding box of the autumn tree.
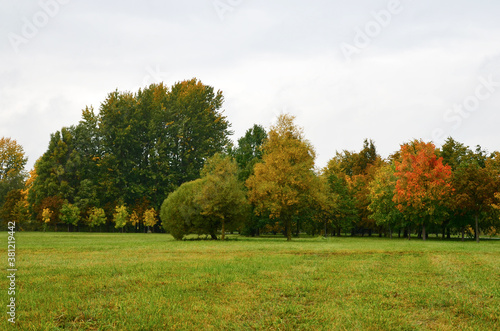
[0,137,28,222]
[246,114,316,241]
[143,208,158,233]
[393,140,452,240]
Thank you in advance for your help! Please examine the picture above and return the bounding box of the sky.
[1,0,500,171]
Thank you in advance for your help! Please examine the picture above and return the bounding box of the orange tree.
[246,114,316,241]
[393,140,452,240]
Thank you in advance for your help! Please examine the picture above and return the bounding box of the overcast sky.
[2,0,500,170]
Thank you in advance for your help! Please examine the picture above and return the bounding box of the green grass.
[1,233,499,330]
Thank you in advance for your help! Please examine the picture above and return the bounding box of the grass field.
[1,233,499,330]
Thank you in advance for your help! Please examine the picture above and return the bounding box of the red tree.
[393,140,452,240]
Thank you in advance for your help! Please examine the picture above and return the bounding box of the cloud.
[1,0,499,171]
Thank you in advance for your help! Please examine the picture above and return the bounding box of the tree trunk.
[422,224,426,241]
[221,218,225,241]
[475,214,480,243]
[286,217,292,241]
[324,220,327,238]
[461,228,465,241]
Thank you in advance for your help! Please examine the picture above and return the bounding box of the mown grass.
[1,233,499,330]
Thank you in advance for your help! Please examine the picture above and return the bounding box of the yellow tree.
[143,208,158,233]
[246,114,316,241]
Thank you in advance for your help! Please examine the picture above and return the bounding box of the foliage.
[113,205,129,230]
[160,179,205,240]
[0,137,28,212]
[87,207,106,229]
[368,162,404,236]
[393,140,452,239]
[232,124,267,182]
[143,208,158,230]
[323,156,357,235]
[29,80,231,223]
[197,154,249,240]
[246,114,316,241]
[42,208,53,224]
[161,154,248,240]
[59,202,81,227]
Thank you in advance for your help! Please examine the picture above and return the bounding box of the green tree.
[161,179,206,240]
[197,154,249,240]
[323,157,357,236]
[113,205,129,231]
[368,163,403,238]
[87,207,106,231]
[246,114,316,241]
[232,124,267,182]
[60,202,81,231]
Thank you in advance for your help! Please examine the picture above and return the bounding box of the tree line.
[1,79,500,241]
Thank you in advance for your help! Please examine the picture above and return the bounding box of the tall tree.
[231,124,268,235]
[0,137,28,213]
[393,140,452,240]
[232,124,267,182]
[246,114,316,241]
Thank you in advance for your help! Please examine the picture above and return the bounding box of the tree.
[393,140,452,240]
[161,179,206,240]
[0,137,27,212]
[87,207,106,231]
[113,205,129,231]
[143,208,158,233]
[0,189,23,227]
[42,208,53,231]
[232,124,267,182]
[60,202,81,231]
[323,156,358,236]
[246,114,316,241]
[130,210,141,231]
[197,154,249,240]
[452,148,500,242]
[160,154,248,240]
[368,163,403,238]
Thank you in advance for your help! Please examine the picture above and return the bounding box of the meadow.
[1,233,499,330]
